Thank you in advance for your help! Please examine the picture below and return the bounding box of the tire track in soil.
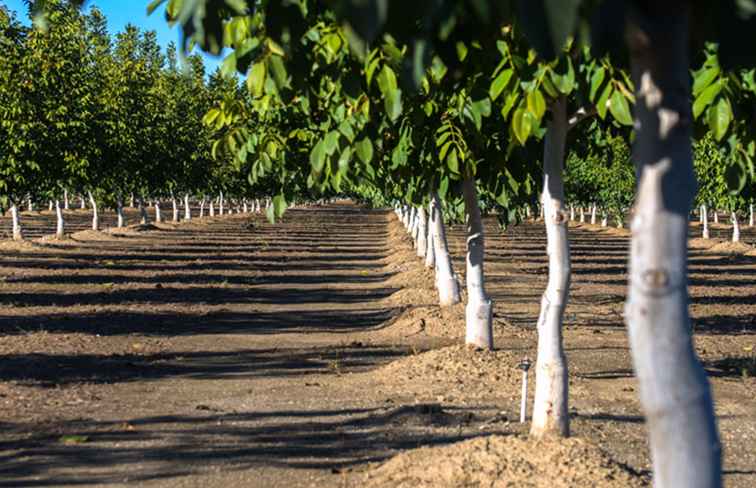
[0,203,502,488]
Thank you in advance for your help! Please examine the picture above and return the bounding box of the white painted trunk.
[416,207,427,258]
[27,196,33,212]
[462,177,493,350]
[431,192,461,307]
[48,200,53,212]
[88,191,99,231]
[699,205,704,224]
[184,194,191,221]
[210,201,215,217]
[731,212,740,243]
[569,204,575,221]
[590,204,597,225]
[200,198,206,218]
[154,201,162,223]
[116,198,125,228]
[750,204,754,227]
[579,206,585,223]
[171,197,179,222]
[219,192,224,215]
[539,203,545,220]
[55,200,65,239]
[139,199,149,225]
[64,189,70,210]
[702,204,709,239]
[425,201,436,268]
[525,205,532,219]
[243,201,248,213]
[412,207,422,247]
[408,207,417,235]
[616,217,623,229]
[80,195,86,209]
[626,8,721,487]
[255,199,261,213]
[11,204,22,241]
[129,194,135,208]
[531,96,570,438]
[713,210,719,224]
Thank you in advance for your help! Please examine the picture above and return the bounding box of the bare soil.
[0,204,753,487]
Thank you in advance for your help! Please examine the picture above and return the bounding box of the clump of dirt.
[0,240,37,251]
[364,434,647,487]
[709,241,753,254]
[377,344,532,399]
[378,303,465,339]
[70,229,119,241]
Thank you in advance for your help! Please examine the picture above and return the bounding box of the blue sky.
[1,0,226,73]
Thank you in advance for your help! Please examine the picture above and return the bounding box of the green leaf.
[608,90,633,126]
[692,66,720,97]
[527,89,546,121]
[512,106,534,145]
[438,176,449,199]
[708,97,732,141]
[247,61,266,97]
[323,131,340,155]
[309,140,327,173]
[59,435,89,445]
[447,148,459,173]
[273,194,287,218]
[724,161,747,193]
[384,88,403,121]
[596,83,613,119]
[490,68,513,101]
[589,67,606,101]
[693,80,722,119]
[355,138,374,164]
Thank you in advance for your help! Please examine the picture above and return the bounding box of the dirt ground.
[0,203,753,487]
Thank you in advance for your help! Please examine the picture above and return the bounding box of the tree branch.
[567,106,597,131]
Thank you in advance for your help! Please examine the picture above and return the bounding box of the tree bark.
[184,194,191,221]
[626,6,721,487]
[154,201,162,223]
[27,196,33,212]
[702,204,710,239]
[80,195,86,209]
[200,198,206,218]
[243,200,248,213]
[750,204,754,227]
[116,197,125,228]
[416,206,427,259]
[431,192,460,307]
[48,200,53,212]
[219,192,224,215]
[11,203,22,241]
[64,189,70,210]
[590,204,597,225]
[462,177,493,350]
[713,210,718,224]
[579,206,585,223]
[88,191,99,231]
[139,198,149,225]
[731,212,740,243]
[210,201,215,217]
[425,201,436,268]
[531,95,571,438]
[55,200,65,239]
[171,194,179,223]
[569,204,575,221]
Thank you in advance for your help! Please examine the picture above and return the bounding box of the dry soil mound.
[709,241,753,254]
[364,435,647,488]
[377,344,532,399]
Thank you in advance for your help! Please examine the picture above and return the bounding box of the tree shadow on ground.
[0,404,509,487]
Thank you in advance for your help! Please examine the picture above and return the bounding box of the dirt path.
[0,204,753,487]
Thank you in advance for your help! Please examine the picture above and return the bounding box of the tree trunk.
[531,95,570,438]
[731,212,740,243]
[425,201,436,268]
[750,204,754,227]
[590,204,597,225]
[64,189,70,210]
[713,210,718,224]
[626,6,721,487]
[539,203,545,220]
[210,201,215,217]
[462,177,493,350]
[11,204,22,241]
[431,192,460,307]
[116,197,125,228]
[569,204,575,221]
[80,195,86,209]
[154,201,162,223]
[129,193,135,208]
[139,198,149,225]
[579,206,585,223]
[219,192,224,215]
[48,200,53,212]
[88,191,99,231]
[255,199,261,213]
[702,204,710,239]
[200,198,206,218]
[416,206,427,259]
[55,200,65,239]
[184,194,191,221]
[27,196,33,212]
[243,200,248,213]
